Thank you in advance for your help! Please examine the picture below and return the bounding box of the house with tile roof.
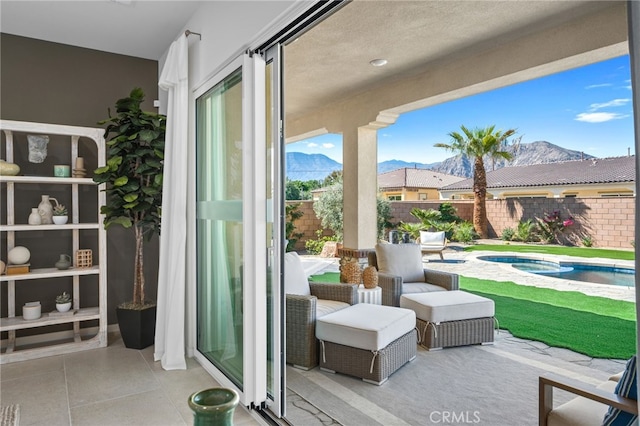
[378,168,465,201]
[439,156,635,200]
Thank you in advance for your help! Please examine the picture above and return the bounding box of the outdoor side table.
[357,285,382,305]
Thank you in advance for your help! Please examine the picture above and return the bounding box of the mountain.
[433,141,595,178]
[286,152,342,181]
[377,160,438,174]
[287,142,596,181]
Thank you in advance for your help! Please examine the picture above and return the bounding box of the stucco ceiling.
[284,0,618,120]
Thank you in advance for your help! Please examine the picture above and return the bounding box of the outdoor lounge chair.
[418,230,446,260]
[367,243,459,307]
[285,252,358,370]
[539,355,638,426]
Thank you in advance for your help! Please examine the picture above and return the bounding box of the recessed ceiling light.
[369,59,388,67]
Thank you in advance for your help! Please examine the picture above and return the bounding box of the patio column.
[342,126,378,252]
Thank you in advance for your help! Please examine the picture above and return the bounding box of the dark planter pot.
[116,305,156,349]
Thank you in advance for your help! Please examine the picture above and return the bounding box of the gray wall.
[1,33,160,326]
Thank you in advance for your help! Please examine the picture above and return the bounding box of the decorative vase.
[0,159,20,176]
[28,208,42,225]
[56,302,72,313]
[362,266,379,289]
[23,302,41,320]
[188,388,239,426]
[55,254,71,270]
[38,195,58,224]
[53,216,68,225]
[7,246,30,265]
[339,259,362,284]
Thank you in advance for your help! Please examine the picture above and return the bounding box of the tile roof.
[441,156,635,191]
[378,168,465,189]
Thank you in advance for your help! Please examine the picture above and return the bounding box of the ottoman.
[316,303,417,385]
[400,291,495,350]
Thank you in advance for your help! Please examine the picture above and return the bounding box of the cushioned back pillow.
[375,243,425,283]
[284,252,311,296]
[602,355,638,426]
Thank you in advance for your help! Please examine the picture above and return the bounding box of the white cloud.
[307,142,318,148]
[575,112,629,123]
[585,83,612,89]
[589,98,630,110]
[322,143,335,149]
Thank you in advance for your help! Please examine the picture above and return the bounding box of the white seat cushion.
[400,291,494,323]
[316,300,350,318]
[402,282,447,294]
[375,243,425,283]
[547,380,616,426]
[284,252,310,296]
[316,304,416,351]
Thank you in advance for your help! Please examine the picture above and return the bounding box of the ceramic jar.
[55,254,71,270]
[23,302,41,320]
[38,195,58,224]
[28,208,42,225]
[7,246,30,265]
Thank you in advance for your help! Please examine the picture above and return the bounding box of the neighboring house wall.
[1,34,160,325]
[288,197,635,250]
[381,187,440,201]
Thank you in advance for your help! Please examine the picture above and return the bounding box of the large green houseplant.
[93,87,166,349]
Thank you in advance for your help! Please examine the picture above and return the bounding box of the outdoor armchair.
[368,243,459,307]
[418,230,447,260]
[539,371,637,426]
[285,252,358,370]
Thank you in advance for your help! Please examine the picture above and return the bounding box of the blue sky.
[287,55,634,165]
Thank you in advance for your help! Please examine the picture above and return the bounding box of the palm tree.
[435,125,517,238]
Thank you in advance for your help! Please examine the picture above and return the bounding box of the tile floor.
[0,333,263,426]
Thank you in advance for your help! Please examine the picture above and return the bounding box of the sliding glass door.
[193,51,284,415]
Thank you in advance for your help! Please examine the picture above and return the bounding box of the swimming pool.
[477,255,635,287]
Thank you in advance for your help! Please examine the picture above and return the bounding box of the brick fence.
[287,197,635,250]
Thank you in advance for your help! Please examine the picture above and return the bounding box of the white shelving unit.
[0,120,107,363]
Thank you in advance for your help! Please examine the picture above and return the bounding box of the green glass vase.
[188,387,240,426]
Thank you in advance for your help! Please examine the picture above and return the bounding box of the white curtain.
[154,34,189,370]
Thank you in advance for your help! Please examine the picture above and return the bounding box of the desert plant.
[56,291,71,304]
[451,221,478,243]
[93,88,166,307]
[514,219,538,242]
[397,222,424,241]
[582,236,593,248]
[535,211,575,244]
[53,204,68,216]
[438,202,462,223]
[286,203,304,252]
[501,227,515,241]
[410,207,442,230]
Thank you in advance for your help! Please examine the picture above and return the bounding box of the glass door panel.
[195,67,244,387]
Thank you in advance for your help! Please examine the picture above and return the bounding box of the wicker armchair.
[285,252,358,370]
[368,244,459,307]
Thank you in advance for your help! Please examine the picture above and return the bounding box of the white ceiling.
[0,1,201,60]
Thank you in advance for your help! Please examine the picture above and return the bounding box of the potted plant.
[55,291,72,312]
[93,87,166,349]
[52,204,68,224]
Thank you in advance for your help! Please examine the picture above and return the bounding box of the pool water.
[478,256,635,287]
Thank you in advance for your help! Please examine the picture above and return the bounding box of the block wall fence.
[287,197,635,250]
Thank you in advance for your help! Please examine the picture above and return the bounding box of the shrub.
[305,230,338,255]
[501,227,515,241]
[285,203,304,252]
[535,210,575,244]
[581,236,593,248]
[451,221,478,243]
[514,220,538,242]
[438,202,462,223]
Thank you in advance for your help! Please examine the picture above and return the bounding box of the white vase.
[53,216,68,225]
[7,246,30,265]
[28,208,42,225]
[38,195,57,224]
[56,302,72,313]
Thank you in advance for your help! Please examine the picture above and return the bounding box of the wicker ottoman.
[400,291,495,350]
[316,303,417,385]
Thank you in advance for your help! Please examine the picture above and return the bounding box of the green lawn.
[464,243,635,260]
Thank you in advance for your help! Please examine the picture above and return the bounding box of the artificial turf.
[463,244,635,260]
